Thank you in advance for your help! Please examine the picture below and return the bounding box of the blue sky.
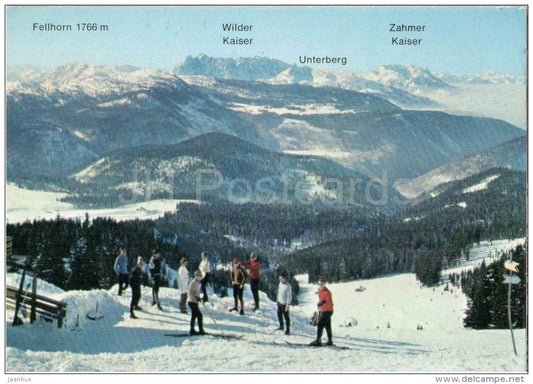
[6,5,527,75]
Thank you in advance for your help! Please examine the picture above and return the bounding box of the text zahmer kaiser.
[389,23,426,46]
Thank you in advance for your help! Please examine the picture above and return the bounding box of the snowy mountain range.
[362,64,454,93]
[7,56,526,206]
[174,55,525,88]
[435,70,525,85]
[176,55,526,116]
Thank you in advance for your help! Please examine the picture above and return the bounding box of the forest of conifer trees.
[6,168,526,329]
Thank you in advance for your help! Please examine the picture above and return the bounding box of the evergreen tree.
[464,261,491,328]
[463,246,526,329]
[34,216,70,288]
[69,215,101,289]
[414,251,442,287]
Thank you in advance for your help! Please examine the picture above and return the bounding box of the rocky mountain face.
[174,55,291,81]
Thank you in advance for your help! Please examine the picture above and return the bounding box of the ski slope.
[5,238,527,375]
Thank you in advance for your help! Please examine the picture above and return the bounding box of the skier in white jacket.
[276,272,292,335]
[178,258,189,313]
[188,270,206,335]
[198,252,211,302]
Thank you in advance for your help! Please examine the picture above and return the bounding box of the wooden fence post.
[57,304,66,328]
[30,273,38,323]
[12,263,27,326]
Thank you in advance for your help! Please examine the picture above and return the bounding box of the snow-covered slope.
[6,238,527,373]
[440,238,525,276]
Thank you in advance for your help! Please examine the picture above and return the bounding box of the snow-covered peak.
[7,63,185,97]
[362,64,452,93]
[478,71,525,84]
[267,65,313,84]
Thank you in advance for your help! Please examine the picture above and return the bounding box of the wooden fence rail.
[6,286,67,328]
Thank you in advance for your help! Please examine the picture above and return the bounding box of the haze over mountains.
[6,55,526,206]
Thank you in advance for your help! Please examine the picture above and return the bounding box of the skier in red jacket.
[242,252,261,311]
[309,277,334,346]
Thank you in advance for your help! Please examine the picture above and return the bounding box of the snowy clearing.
[6,183,199,224]
[441,238,526,276]
[462,175,501,194]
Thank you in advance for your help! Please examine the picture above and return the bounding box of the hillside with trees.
[461,245,526,329]
[285,168,525,285]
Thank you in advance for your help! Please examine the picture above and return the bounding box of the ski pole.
[18,282,32,322]
[201,301,227,340]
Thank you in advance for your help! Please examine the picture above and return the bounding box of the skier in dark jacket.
[229,258,246,315]
[129,257,144,319]
[149,249,163,311]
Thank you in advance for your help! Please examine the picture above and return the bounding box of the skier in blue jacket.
[114,246,129,295]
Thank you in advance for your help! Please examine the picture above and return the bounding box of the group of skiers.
[114,247,165,319]
[113,248,212,332]
[113,248,334,345]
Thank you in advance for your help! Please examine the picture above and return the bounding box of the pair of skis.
[284,340,353,350]
[164,333,352,349]
[273,340,354,350]
[164,333,242,340]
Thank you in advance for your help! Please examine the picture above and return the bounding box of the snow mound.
[340,317,358,327]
